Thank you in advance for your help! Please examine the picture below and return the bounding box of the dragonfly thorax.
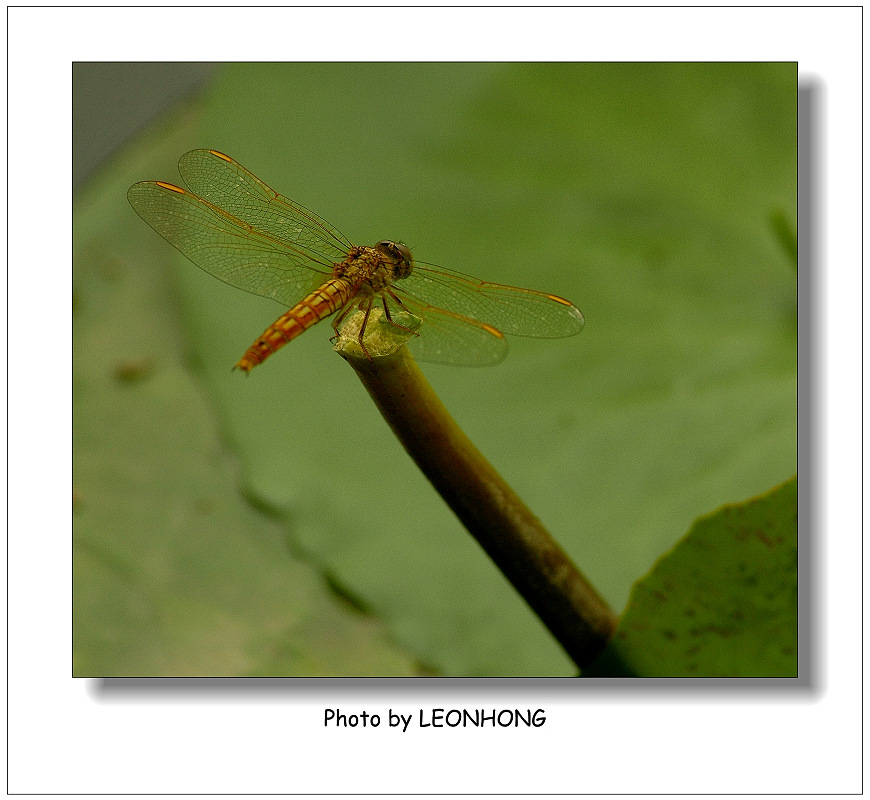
[334,241,413,294]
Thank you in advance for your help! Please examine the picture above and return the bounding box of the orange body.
[235,277,357,372]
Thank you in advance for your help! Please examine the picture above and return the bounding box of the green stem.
[338,330,617,670]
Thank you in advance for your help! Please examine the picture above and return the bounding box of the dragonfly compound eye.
[375,240,413,279]
[393,242,413,266]
[376,240,413,265]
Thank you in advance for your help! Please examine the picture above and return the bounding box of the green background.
[73,63,797,676]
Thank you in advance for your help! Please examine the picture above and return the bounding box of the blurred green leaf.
[584,476,797,677]
[75,64,796,676]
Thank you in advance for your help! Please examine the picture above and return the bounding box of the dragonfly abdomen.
[235,278,357,372]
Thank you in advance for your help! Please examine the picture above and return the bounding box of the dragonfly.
[127,150,584,371]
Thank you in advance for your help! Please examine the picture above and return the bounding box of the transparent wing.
[127,180,331,307]
[177,149,352,264]
[381,293,509,366]
[394,261,585,339]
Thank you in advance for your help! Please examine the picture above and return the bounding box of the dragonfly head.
[376,240,413,278]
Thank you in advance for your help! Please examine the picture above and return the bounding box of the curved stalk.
[336,312,617,670]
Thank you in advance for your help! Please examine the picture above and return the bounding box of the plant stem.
[338,336,617,670]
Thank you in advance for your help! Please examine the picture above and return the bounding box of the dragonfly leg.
[332,302,357,340]
[381,291,421,338]
[386,289,408,313]
[355,299,375,361]
[331,296,376,360]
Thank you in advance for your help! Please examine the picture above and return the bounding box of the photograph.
[73,61,797,678]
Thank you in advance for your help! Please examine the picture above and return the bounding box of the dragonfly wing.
[128,181,329,307]
[176,150,352,265]
[396,264,584,339]
[383,294,509,366]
